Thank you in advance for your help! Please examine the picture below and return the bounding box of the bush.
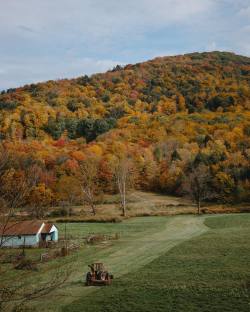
[50,208,69,217]
[56,216,122,223]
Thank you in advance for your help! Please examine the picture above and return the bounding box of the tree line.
[1,138,249,223]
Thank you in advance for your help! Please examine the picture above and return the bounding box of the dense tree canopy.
[0,51,250,207]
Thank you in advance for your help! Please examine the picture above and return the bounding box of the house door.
[41,233,47,241]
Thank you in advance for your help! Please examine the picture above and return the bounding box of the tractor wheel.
[86,272,92,286]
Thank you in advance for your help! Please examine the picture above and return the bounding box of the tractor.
[85,262,113,286]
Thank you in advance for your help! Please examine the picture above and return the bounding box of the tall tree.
[0,147,32,247]
[76,157,100,215]
[56,175,81,210]
[27,183,53,218]
[113,157,133,217]
[182,164,211,214]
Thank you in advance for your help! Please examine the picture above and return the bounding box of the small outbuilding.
[0,220,58,248]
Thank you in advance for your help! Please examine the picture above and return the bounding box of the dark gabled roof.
[0,220,44,236]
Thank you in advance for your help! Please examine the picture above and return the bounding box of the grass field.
[50,191,196,221]
[49,191,250,222]
[61,214,250,312]
[1,213,250,312]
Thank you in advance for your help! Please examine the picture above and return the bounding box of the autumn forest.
[0,51,250,217]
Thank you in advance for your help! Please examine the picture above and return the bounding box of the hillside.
[0,51,250,206]
[1,52,250,140]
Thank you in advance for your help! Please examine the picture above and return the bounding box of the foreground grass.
[1,214,249,312]
[1,216,206,311]
[63,214,250,312]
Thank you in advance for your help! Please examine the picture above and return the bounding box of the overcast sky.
[0,0,250,90]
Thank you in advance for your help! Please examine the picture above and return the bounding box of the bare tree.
[0,148,26,248]
[113,157,133,217]
[0,151,37,247]
[0,175,29,247]
[182,164,211,214]
[76,157,100,216]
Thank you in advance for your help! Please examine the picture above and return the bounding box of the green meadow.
[62,214,250,312]
[1,214,250,312]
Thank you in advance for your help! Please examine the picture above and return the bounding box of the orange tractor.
[85,262,114,286]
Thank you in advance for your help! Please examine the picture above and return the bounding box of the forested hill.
[0,51,250,205]
[0,51,250,141]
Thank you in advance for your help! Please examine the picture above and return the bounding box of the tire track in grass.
[106,215,208,277]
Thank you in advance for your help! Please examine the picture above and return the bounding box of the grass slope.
[63,214,250,312]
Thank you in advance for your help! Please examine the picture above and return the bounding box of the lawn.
[62,214,250,312]
[1,214,249,312]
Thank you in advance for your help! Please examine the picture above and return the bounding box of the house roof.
[0,220,44,236]
[41,223,54,234]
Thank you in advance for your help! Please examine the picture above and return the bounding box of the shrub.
[50,208,69,217]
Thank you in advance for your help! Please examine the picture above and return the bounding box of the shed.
[0,220,58,248]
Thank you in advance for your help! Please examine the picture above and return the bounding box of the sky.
[0,0,250,90]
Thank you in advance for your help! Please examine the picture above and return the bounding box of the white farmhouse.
[0,220,58,247]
